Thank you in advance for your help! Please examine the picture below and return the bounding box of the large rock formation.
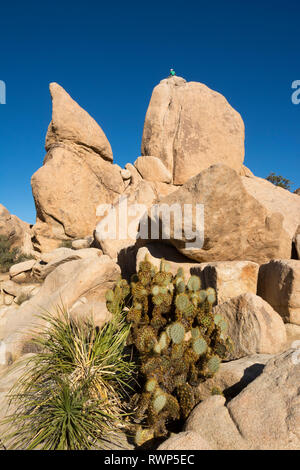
[31,83,124,252]
[141,76,245,184]
[147,164,292,264]
[95,177,177,265]
[45,82,113,160]
[0,204,33,255]
[213,293,287,359]
[225,349,300,450]
[258,259,300,325]
[201,261,259,304]
[241,175,300,241]
[159,349,300,450]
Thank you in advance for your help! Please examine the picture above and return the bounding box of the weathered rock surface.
[69,299,110,329]
[185,395,249,450]
[120,168,131,181]
[0,204,33,255]
[45,82,113,161]
[226,349,300,450]
[32,146,124,252]
[285,323,300,349]
[125,163,142,186]
[201,260,259,304]
[1,280,23,297]
[239,165,254,177]
[9,260,36,279]
[172,350,300,450]
[134,156,172,183]
[0,256,120,365]
[148,164,291,263]
[0,354,35,446]
[31,84,124,252]
[141,76,245,184]
[241,175,300,241]
[258,259,300,325]
[32,247,102,280]
[158,431,211,450]
[72,238,91,250]
[95,180,157,261]
[197,354,271,401]
[95,178,177,265]
[213,293,287,359]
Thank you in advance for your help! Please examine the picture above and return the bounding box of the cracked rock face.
[141,76,245,184]
[31,84,124,252]
[178,349,300,450]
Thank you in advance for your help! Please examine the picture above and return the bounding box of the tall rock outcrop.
[45,82,113,160]
[31,83,124,252]
[141,76,245,184]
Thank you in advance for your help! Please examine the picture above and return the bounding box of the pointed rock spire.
[46,82,113,161]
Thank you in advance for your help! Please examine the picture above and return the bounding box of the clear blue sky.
[0,0,299,224]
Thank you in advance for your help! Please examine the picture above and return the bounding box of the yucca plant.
[1,305,136,450]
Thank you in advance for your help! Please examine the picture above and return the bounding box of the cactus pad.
[153,393,167,413]
[192,337,208,355]
[170,322,185,344]
[187,275,201,292]
[207,355,221,374]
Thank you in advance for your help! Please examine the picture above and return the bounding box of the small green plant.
[0,235,33,273]
[59,240,73,249]
[1,306,135,450]
[105,257,232,445]
[265,172,292,190]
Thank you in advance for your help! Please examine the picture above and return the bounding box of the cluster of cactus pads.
[105,256,232,446]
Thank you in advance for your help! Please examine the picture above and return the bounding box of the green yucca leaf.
[1,305,136,450]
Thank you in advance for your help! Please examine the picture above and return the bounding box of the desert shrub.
[105,257,232,446]
[59,240,73,249]
[266,172,292,190]
[0,235,33,273]
[1,307,135,450]
[0,235,18,272]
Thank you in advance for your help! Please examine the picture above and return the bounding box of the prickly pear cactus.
[106,256,232,445]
